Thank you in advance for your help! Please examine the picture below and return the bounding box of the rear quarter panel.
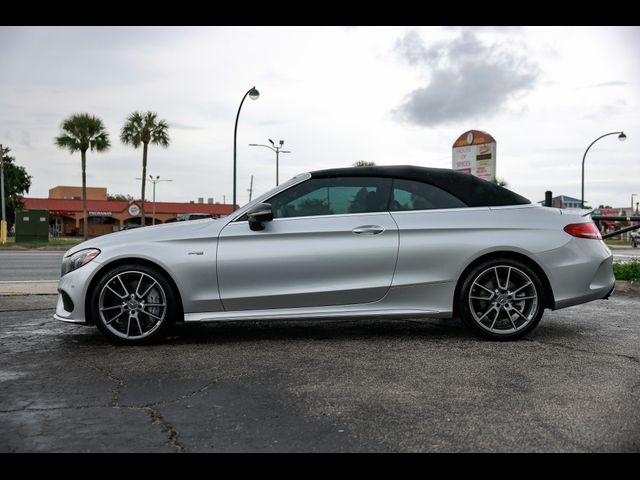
[390,205,571,288]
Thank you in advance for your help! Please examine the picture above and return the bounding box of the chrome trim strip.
[184,308,438,322]
[54,313,86,324]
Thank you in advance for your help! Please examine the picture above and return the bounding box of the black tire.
[90,263,180,345]
[458,258,546,340]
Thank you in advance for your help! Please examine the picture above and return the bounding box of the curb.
[0,248,69,252]
[614,280,640,295]
[0,281,59,296]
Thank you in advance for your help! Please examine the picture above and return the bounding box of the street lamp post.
[0,144,6,244]
[137,175,172,225]
[233,86,260,211]
[632,194,638,214]
[249,139,292,186]
[581,131,626,208]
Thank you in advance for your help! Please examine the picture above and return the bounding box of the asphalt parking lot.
[1,292,639,453]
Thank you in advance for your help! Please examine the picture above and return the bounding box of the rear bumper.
[533,238,615,310]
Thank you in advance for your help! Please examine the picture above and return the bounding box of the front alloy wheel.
[459,259,545,340]
[91,264,178,344]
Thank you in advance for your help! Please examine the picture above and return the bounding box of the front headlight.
[61,248,101,276]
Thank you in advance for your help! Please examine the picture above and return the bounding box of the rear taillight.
[563,222,602,240]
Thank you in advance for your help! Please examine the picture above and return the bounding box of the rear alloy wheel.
[459,259,545,340]
[91,264,179,345]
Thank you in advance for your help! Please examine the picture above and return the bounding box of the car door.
[217,176,399,311]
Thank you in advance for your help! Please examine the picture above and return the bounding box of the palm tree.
[55,113,110,240]
[120,112,170,226]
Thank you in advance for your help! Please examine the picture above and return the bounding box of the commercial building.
[536,195,587,209]
[593,206,639,236]
[22,186,234,237]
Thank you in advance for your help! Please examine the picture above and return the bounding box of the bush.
[613,259,640,282]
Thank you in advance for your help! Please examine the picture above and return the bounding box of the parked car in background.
[177,213,214,221]
[54,165,614,345]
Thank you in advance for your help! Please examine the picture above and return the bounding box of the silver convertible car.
[55,166,614,344]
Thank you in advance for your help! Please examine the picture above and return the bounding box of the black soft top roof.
[310,165,530,207]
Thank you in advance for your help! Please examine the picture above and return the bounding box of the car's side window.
[390,179,467,211]
[269,177,392,219]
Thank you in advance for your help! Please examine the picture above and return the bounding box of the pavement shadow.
[56,317,477,347]
[56,314,594,348]
[165,317,474,345]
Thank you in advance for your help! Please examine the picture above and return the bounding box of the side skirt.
[184,308,440,323]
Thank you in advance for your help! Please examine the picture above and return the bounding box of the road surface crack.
[142,406,186,453]
[523,338,640,364]
[89,364,126,407]
[143,379,218,408]
[87,363,186,452]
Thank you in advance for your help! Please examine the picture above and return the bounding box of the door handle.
[352,225,385,235]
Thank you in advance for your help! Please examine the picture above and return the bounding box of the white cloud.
[393,30,539,126]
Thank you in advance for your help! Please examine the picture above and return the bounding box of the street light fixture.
[632,193,639,214]
[249,139,291,186]
[581,131,627,208]
[233,86,260,211]
[136,175,172,225]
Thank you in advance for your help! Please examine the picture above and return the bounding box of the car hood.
[64,218,227,257]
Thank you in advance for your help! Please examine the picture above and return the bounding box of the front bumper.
[533,237,615,310]
[54,260,103,324]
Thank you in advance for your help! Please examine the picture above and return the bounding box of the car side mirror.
[247,203,274,231]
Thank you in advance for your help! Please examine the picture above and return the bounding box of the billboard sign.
[452,130,496,182]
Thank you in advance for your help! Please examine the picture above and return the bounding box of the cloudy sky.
[1,26,639,208]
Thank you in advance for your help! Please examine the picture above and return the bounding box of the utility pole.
[0,144,7,244]
[137,175,172,226]
[249,139,291,186]
[248,175,254,202]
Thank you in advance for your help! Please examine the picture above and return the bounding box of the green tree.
[1,147,33,227]
[120,111,170,226]
[107,193,136,201]
[54,113,111,240]
[492,177,509,187]
[353,160,376,167]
